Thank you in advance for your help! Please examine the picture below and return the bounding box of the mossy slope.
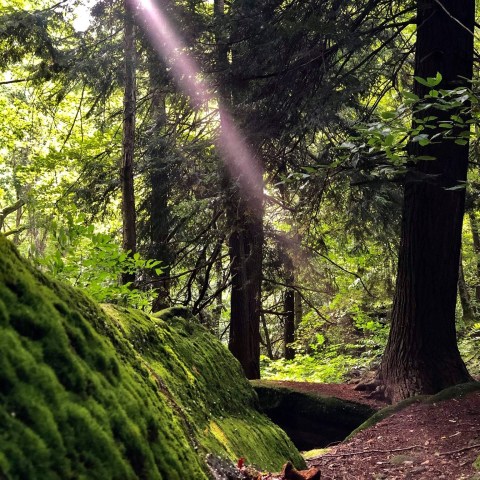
[0,236,302,478]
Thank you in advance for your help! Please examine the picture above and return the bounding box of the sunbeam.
[130,0,263,205]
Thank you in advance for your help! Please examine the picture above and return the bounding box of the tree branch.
[0,199,25,230]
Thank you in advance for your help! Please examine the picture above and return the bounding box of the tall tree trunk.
[281,246,296,360]
[380,0,474,403]
[468,210,480,302]
[261,311,274,360]
[147,54,172,312]
[121,1,137,286]
[284,287,295,360]
[227,206,263,378]
[213,249,224,336]
[215,0,264,379]
[277,163,296,361]
[294,290,303,330]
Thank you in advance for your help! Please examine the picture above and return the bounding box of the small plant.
[33,212,161,310]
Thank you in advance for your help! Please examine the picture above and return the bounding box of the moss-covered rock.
[0,236,303,479]
[252,382,375,450]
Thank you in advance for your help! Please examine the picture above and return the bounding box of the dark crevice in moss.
[253,383,375,451]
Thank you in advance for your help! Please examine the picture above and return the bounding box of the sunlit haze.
[72,0,96,32]
[131,0,263,205]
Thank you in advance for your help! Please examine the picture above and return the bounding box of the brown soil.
[256,382,480,480]
[262,380,388,409]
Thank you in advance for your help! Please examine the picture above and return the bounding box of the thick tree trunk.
[380,0,474,403]
[121,2,137,286]
[227,197,263,379]
[215,0,264,379]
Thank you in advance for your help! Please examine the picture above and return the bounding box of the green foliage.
[341,76,477,176]
[34,212,161,310]
[261,350,371,383]
[459,322,480,376]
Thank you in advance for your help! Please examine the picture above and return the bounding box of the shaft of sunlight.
[130,0,263,203]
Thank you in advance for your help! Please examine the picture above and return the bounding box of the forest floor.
[256,381,480,480]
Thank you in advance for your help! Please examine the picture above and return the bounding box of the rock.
[252,382,375,450]
[0,236,304,478]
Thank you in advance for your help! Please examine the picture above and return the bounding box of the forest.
[0,0,480,478]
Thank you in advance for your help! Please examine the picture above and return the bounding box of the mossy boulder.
[251,381,375,450]
[0,236,303,479]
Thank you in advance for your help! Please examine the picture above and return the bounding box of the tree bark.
[147,54,172,312]
[121,1,137,286]
[226,193,263,378]
[294,290,303,330]
[380,0,474,403]
[215,0,264,379]
[261,311,274,360]
[281,245,295,360]
[284,287,296,360]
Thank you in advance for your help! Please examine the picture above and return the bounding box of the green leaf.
[340,141,355,149]
[380,111,397,120]
[415,72,442,88]
[445,183,466,191]
[414,76,430,87]
[384,134,394,146]
[455,139,468,145]
[412,134,427,141]
[416,155,436,161]
[403,91,419,101]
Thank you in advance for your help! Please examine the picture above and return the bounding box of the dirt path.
[256,383,480,480]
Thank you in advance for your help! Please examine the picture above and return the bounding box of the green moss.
[105,304,304,471]
[0,237,207,479]
[424,381,480,403]
[347,396,427,439]
[0,236,301,478]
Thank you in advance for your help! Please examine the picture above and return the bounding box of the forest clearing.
[1,0,480,478]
